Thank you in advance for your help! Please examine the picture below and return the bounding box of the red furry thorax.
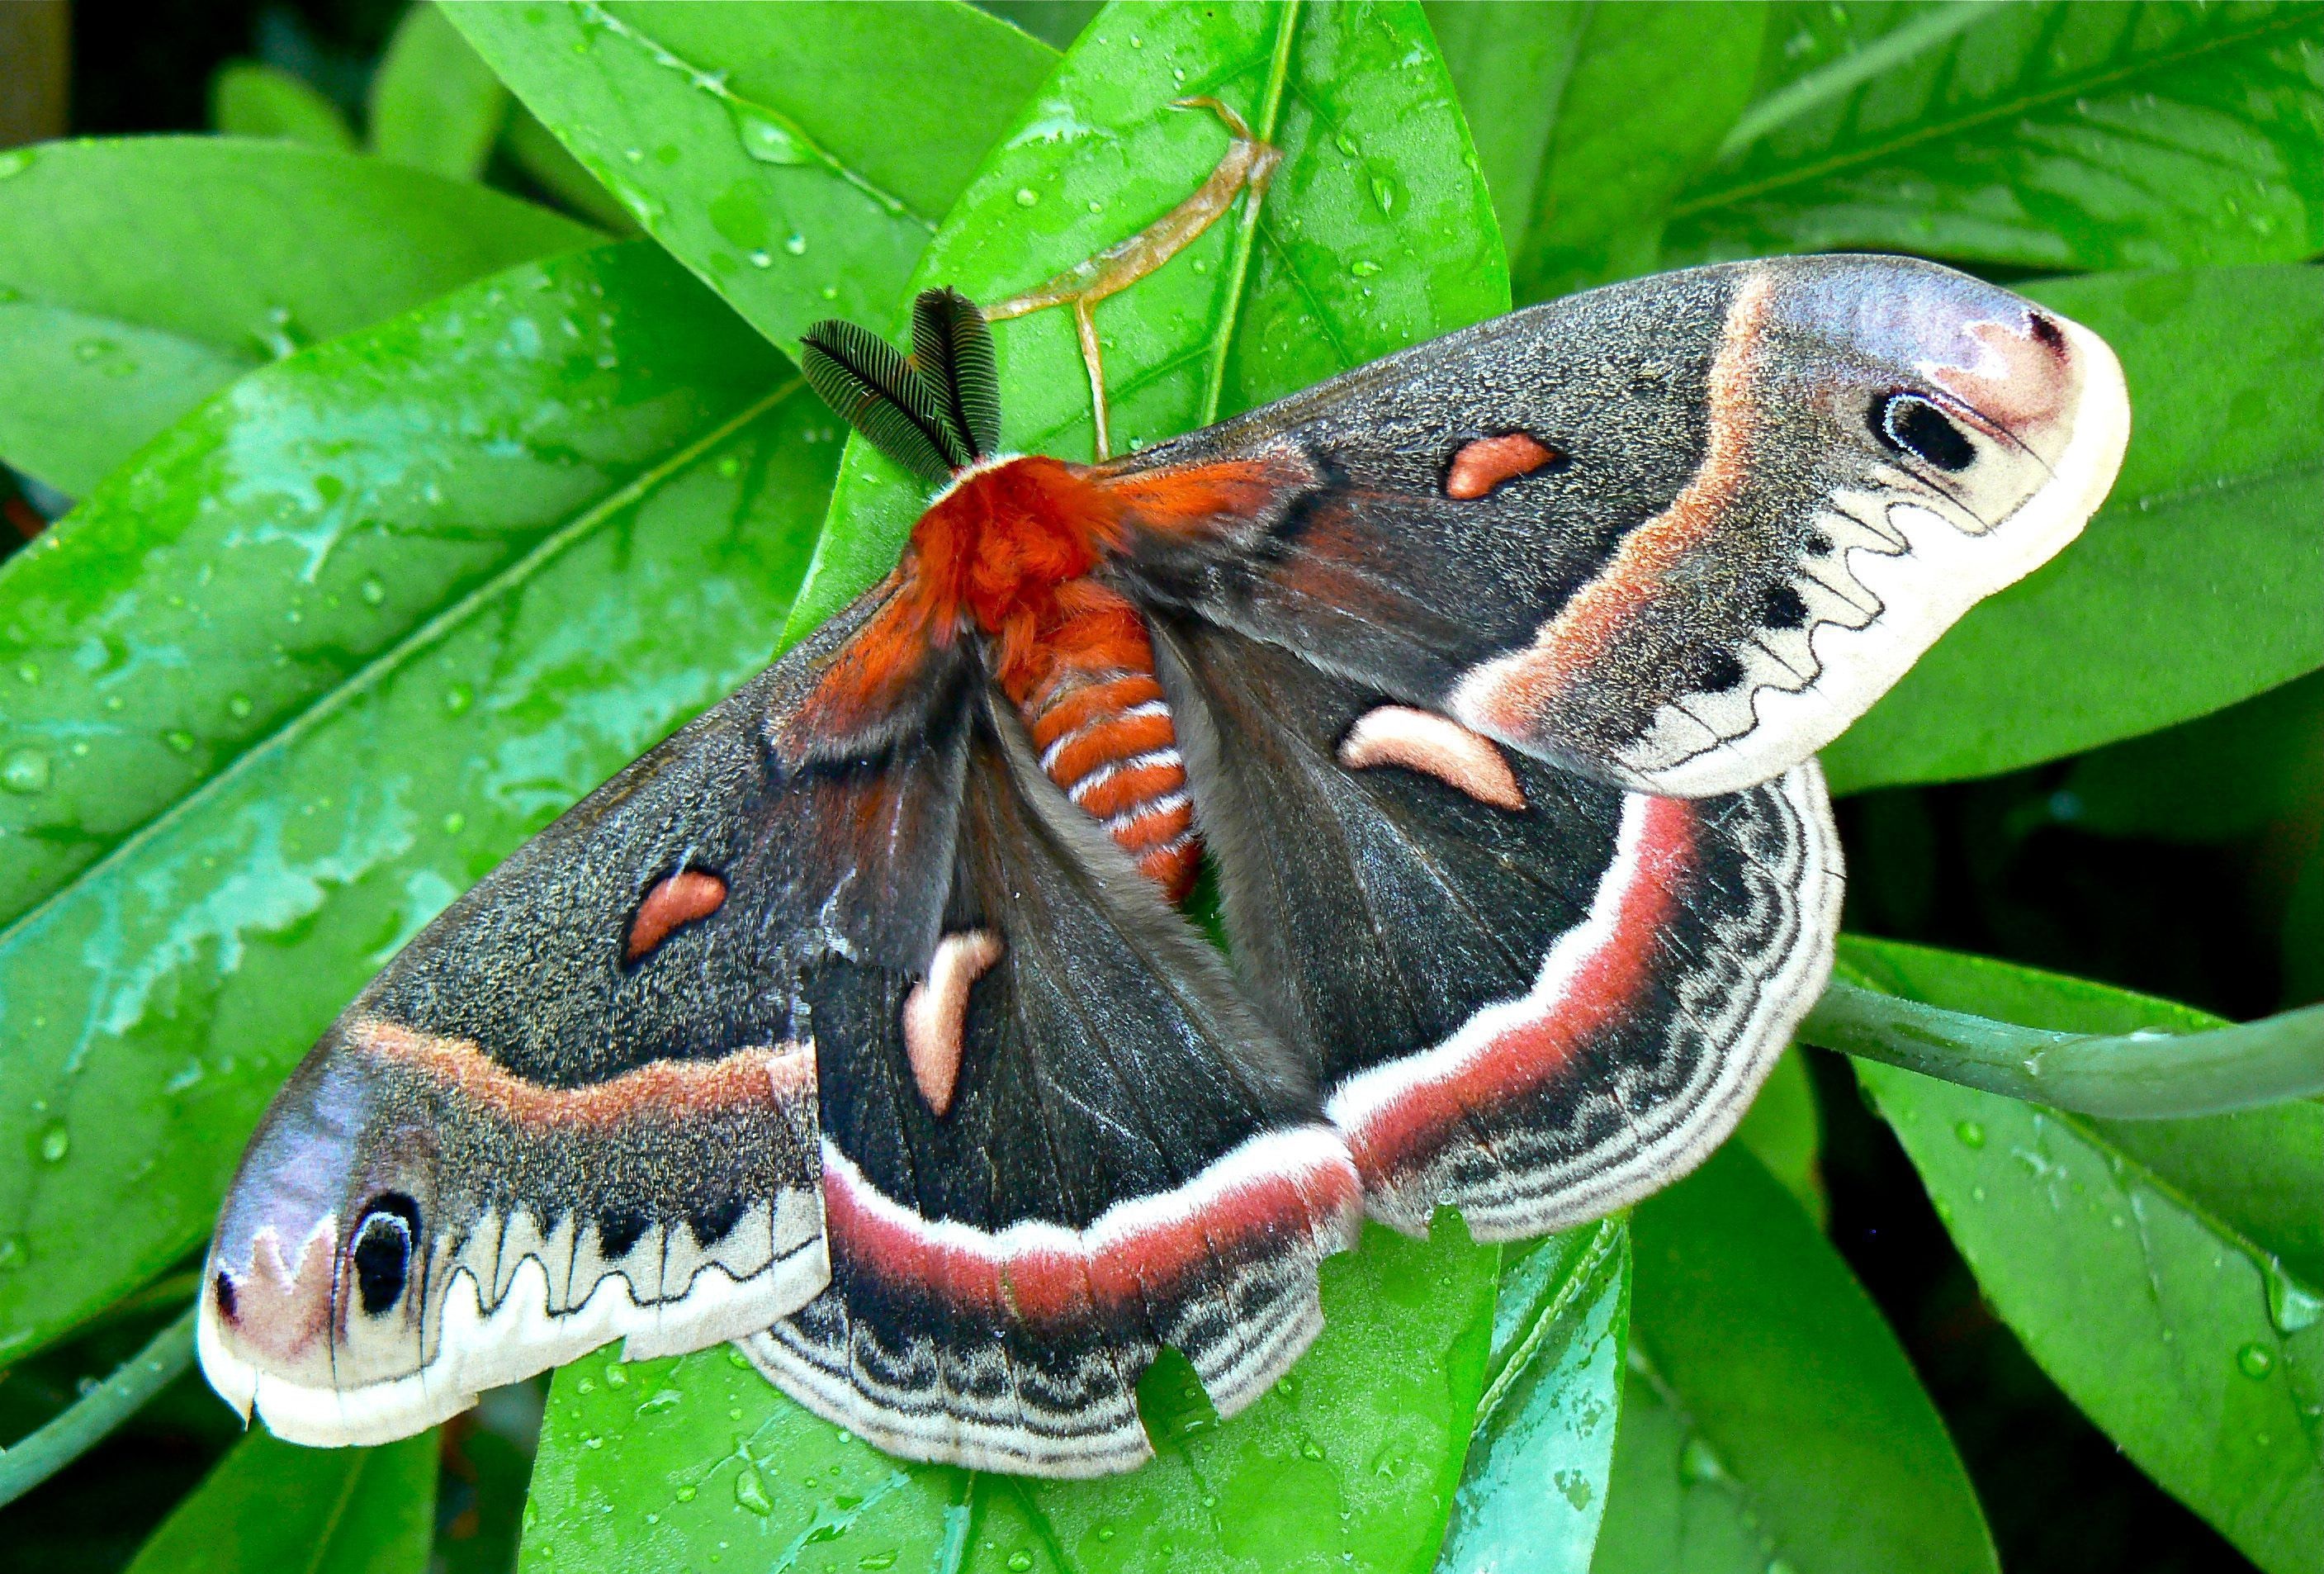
[899,456,1138,703]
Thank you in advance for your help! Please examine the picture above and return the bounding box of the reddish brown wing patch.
[1445,434,1561,500]
[627,870,728,962]
[1100,454,1318,538]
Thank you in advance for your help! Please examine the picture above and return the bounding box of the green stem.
[0,1306,197,1510]
[1801,979,2324,1119]
[1196,0,1302,426]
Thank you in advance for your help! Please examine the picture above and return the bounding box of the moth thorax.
[1019,604,1199,902]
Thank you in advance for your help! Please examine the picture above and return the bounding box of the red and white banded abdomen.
[1025,667,1200,899]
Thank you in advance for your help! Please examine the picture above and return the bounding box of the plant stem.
[1801,979,2324,1119]
[1197,0,1301,425]
[0,1305,197,1510]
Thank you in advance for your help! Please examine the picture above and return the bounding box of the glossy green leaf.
[526,1221,1498,1574]
[2060,669,2324,844]
[449,2,1055,353]
[502,104,638,234]
[1847,937,2324,1572]
[1731,1048,1825,1226]
[369,2,510,180]
[1497,4,1767,303]
[124,1429,437,1574]
[1665,2,2324,273]
[0,241,840,1361]
[1827,264,2324,792]
[783,0,1508,637]
[980,0,1107,52]
[0,138,592,495]
[208,62,357,152]
[1438,1221,1629,1574]
[1592,1144,1996,1574]
[1420,0,1586,258]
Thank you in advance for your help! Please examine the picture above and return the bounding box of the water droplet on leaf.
[733,1467,773,1514]
[37,1122,69,1163]
[2,748,50,794]
[2238,1342,2275,1378]
[1954,1120,1986,1149]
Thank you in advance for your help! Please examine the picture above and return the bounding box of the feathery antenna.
[800,287,1000,485]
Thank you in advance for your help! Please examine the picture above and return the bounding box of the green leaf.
[0,241,839,1363]
[1420,0,1587,260]
[368,2,511,180]
[1593,1144,1997,1574]
[1846,937,2324,1573]
[0,138,593,495]
[1732,1048,1825,1227]
[2060,669,2324,844]
[1497,4,1768,303]
[502,104,638,234]
[124,1429,438,1574]
[783,0,1508,638]
[448,1,1056,353]
[979,1,1108,51]
[1665,2,2324,273]
[209,62,357,151]
[1438,1221,1629,1574]
[1826,264,2324,793]
[525,1221,1498,1574]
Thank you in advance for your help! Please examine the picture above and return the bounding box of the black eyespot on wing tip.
[212,1271,238,1323]
[2028,311,2067,353]
[350,1194,421,1316]
[1872,392,1977,472]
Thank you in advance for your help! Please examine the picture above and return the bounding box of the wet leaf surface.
[527,1222,1497,1574]
[1593,1144,1997,1574]
[1437,1221,1629,1574]
[0,139,591,495]
[1848,937,2324,1573]
[1666,2,2324,273]
[450,1,1056,354]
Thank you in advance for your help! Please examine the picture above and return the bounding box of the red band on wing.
[1327,793,1698,1182]
[822,1130,1361,1330]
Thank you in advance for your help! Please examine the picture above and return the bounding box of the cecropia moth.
[199,116,2128,1477]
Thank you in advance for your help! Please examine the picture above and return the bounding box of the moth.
[197,115,2129,1476]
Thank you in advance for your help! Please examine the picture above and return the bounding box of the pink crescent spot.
[903,931,1005,1118]
[1445,434,1560,500]
[1339,706,1526,812]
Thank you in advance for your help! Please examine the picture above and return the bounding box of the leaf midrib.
[2117,449,2324,516]
[1673,6,2322,220]
[0,382,802,960]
